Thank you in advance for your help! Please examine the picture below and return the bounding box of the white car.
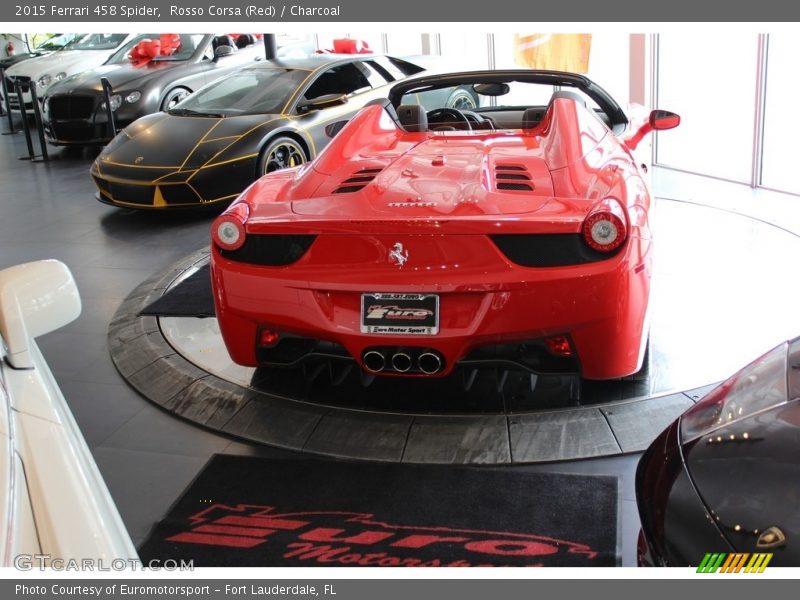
[0,260,137,567]
[2,33,134,115]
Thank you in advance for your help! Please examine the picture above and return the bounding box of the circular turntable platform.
[109,199,800,463]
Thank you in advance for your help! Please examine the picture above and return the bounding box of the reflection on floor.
[653,167,800,236]
[109,194,799,465]
[0,123,797,567]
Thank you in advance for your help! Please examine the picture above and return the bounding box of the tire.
[256,136,308,176]
[161,87,191,111]
[446,88,478,110]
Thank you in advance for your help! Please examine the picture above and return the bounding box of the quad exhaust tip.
[391,352,413,373]
[418,352,443,375]
[363,350,386,373]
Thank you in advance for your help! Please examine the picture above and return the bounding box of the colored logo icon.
[696,553,773,573]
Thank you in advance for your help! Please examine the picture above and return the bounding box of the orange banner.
[514,34,592,73]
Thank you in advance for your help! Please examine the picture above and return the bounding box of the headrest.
[396,104,428,133]
[522,107,545,129]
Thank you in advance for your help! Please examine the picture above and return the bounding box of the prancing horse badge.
[388,242,409,268]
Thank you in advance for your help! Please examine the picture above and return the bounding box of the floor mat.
[139,264,214,317]
[138,455,619,567]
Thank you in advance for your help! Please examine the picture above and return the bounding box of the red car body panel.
[211,92,654,380]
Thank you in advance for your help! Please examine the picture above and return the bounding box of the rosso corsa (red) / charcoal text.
[169,5,277,17]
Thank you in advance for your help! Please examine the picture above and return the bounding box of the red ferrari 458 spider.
[210,70,679,381]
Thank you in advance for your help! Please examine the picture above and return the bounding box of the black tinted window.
[304,64,372,100]
[174,68,309,116]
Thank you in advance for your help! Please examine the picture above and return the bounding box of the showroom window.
[492,33,630,107]
[307,32,633,113]
[584,35,629,106]
[654,33,760,185]
[384,32,426,56]
[276,33,317,58]
[760,34,800,194]
[438,32,490,70]
[654,32,800,196]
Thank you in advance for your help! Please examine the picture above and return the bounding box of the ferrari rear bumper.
[211,233,651,380]
[252,332,580,376]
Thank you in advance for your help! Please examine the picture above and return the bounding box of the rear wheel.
[257,136,307,176]
[446,88,478,110]
[161,87,191,111]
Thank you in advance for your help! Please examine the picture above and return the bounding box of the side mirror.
[297,93,348,114]
[0,260,81,369]
[213,45,235,61]
[626,108,680,150]
[650,109,680,130]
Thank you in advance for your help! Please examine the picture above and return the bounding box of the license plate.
[360,293,439,335]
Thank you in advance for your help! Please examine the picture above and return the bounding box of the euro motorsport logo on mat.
[696,553,773,573]
[164,504,601,567]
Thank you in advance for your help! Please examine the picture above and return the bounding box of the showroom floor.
[0,126,796,567]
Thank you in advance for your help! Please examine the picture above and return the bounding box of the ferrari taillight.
[214,219,245,250]
[212,204,249,251]
[582,198,627,252]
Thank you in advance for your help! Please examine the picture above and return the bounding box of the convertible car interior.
[394,89,591,133]
[393,90,613,134]
[386,71,626,134]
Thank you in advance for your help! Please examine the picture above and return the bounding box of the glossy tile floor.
[0,126,797,567]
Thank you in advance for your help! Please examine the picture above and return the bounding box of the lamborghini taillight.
[582,198,627,252]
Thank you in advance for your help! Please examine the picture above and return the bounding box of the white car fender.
[0,260,138,566]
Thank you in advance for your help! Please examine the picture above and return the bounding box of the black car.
[42,33,264,146]
[89,54,442,209]
[636,336,800,567]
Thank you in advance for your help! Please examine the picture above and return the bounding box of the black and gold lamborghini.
[90,54,444,209]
